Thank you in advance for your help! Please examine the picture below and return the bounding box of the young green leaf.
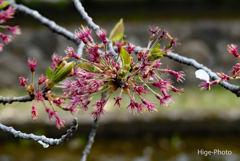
[78,62,103,73]
[149,43,164,60]
[109,18,124,41]
[0,2,11,10]
[120,46,131,69]
[45,67,52,80]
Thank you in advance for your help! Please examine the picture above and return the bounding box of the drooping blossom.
[6,26,21,36]
[31,105,38,120]
[113,96,122,108]
[35,90,45,102]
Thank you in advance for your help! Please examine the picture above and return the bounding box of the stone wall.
[1,19,240,88]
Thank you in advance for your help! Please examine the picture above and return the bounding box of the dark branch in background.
[73,0,118,59]
[132,46,240,97]
[0,117,78,147]
[80,116,99,161]
[0,95,34,105]
[10,2,80,45]
[80,92,105,161]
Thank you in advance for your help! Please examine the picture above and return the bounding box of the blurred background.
[1,0,240,161]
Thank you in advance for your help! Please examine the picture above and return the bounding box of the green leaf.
[46,67,52,80]
[120,46,131,69]
[78,62,103,73]
[0,2,11,10]
[149,43,164,60]
[109,18,124,41]
[47,61,76,89]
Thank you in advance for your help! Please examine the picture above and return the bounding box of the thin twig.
[73,0,118,60]
[80,92,106,161]
[80,117,99,161]
[0,95,34,105]
[10,2,80,44]
[0,117,78,147]
[131,46,240,97]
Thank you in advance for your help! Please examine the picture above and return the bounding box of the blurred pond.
[1,135,240,161]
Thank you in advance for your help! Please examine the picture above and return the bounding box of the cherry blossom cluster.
[19,25,185,128]
[196,44,240,90]
[0,0,21,51]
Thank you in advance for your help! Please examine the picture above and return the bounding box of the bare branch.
[73,0,118,59]
[10,2,80,44]
[131,46,240,97]
[80,117,99,161]
[80,92,106,161]
[77,41,85,58]
[0,94,34,105]
[0,117,78,147]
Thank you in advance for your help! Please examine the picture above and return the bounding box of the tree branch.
[0,94,34,105]
[0,117,78,147]
[80,117,99,161]
[10,2,80,44]
[131,46,240,97]
[73,0,118,59]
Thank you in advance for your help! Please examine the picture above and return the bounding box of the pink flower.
[19,75,28,86]
[28,58,38,73]
[38,74,48,85]
[149,26,159,35]
[113,96,122,108]
[31,105,38,120]
[46,108,65,129]
[137,51,147,61]
[46,108,55,121]
[65,46,80,59]
[0,33,12,44]
[85,44,101,58]
[152,79,172,92]
[124,43,136,54]
[65,105,78,115]
[170,37,178,47]
[133,85,148,95]
[141,97,157,112]
[83,26,93,43]
[0,6,15,23]
[127,100,137,114]
[6,26,21,36]
[168,70,185,82]
[53,98,65,107]
[227,44,240,58]
[115,40,124,53]
[93,99,106,114]
[75,28,88,44]
[158,30,167,39]
[51,53,63,69]
[55,116,65,129]
[35,90,45,102]
[96,29,107,44]
[89,111,100,120]
[231,63,240,77]
[198,80,218,90]
[171,87,184,95]
[156,93,174,107]
[217,72,231,82]
[82,99,91,111]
